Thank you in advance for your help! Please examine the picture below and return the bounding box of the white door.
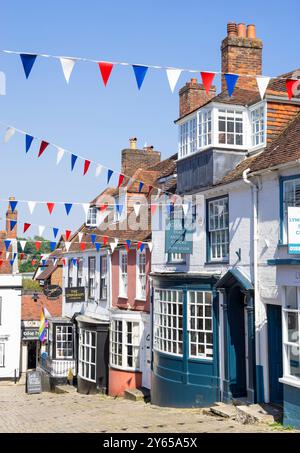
[141,322,151,389]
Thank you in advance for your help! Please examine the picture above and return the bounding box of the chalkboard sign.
[26,370,42,394]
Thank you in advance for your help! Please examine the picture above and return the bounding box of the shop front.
[20,321,40,377]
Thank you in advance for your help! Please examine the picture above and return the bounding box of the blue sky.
[0,0,299,238]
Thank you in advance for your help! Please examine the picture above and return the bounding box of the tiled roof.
[267,69,300,98]
[22,293,62,320]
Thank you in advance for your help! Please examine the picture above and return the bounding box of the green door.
[267,305,283,405]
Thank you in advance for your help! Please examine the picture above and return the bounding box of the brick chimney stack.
[6,196,17,239]
[221,22,263,91]
[121,138,161,177]
[179,78,216,118]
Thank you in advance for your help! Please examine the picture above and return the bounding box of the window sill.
[188,357,213,364]
[118,296,128,300]
[279,376,300,389]
[166,261,186,265]
[204,261,229,265]
[109,364,141,373]
[135,298,147,302]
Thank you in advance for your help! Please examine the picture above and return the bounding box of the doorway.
[27,341,37,369]
[267,304,283,405]
[141,322,151,389]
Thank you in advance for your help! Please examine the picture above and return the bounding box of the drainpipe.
[242,168,262,401]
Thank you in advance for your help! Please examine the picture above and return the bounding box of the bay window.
[207,196,229,262]
[283,287,300,379]
[218,108,243,146]
[119,250,128,297]
[88,256,96,299]
[79,329,96,382]
[110,320,140,370]
[188,291,213,359]
[100,255,108,300]
[281,176,300,242]
[55,325,73,359]
[179,122,189,158]
[154,289,183,356]
[136,250,146,300]
[198,110,212,148]
[251,104,265,147]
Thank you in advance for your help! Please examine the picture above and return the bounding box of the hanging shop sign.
[288,207,300,254]
[22,327,39,340]
[65,287,85,303]
[43,285,62,300]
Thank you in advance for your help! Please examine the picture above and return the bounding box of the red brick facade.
[179,79,216,118]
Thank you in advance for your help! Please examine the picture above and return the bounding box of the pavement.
[0,384,294,433]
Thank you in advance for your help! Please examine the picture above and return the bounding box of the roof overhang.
[215,268,253,292]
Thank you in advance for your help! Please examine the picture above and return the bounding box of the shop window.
[55,325,73,359]
[188,291,213,359]
[283,287,300,379]
[79,329,97,382]
[110,320,140,370]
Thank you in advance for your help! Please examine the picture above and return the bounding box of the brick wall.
[121,148,161,177]
[267,102,300,143]
[179,79,216,118]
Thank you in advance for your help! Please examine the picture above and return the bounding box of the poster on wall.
[287,207,300,254]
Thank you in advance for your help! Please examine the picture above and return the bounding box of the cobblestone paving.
[0,384,291,433]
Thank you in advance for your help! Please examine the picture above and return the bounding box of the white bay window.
[218,108,243,146]
[251,103,265,147]
[110,320,140,370]
[188,291,213,359]
[198,110,212,148]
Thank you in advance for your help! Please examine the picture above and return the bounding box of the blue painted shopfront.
[151,274,220,407]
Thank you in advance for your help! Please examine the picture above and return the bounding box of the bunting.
[71,154,78,171]
[256,76,270,100]
[107,169,114,184]
[23,222,31,233]
[64,203,73,215]
[25,134,34,153]
[200,72,215,94]
[59,57,76,84]
[47,202,55,214]
[83,159,91,176]
[38,141,49,158]
[166,69,182,93]
[98,62,114,86]
[132,65,148,90]
[286,79,299,100]
[20,54,37,79]
[224,73,239,97]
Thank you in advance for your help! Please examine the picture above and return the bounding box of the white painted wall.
[0,275,22,379]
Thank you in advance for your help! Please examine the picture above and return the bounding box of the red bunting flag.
[100,203,108,212]
[65,230,71,241]
[83,159,91,175]
[147,185,153,197]
[200,72,216,95]
[137,241,142,250]
[62,258,66,266]
[103,236,108,246]
[286,79,299,100]
[80,242,86,251]
[118,174,125,188]
[23,222,31,233]
[98,62,114,86]
[20,252,25,260]
[47,202,55,214]
[38,141,49,158]
[151,204,157,215]
[0,259,3,266]
[31,259,36,266]
[35,241,41,251]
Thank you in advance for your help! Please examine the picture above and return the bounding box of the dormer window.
[218,108,243,146]
[86,206,97,226]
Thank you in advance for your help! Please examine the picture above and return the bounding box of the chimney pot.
[9,196,15,201]
[129,137,137,149]
[227,22,237,37]
[190,78,197,84]
[237,23,247,37]
[247,24,256,39]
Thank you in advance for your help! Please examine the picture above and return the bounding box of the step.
[236,404,281,425]
[124,387,150,402]
[54,384,78,394]
[208,402,238,419]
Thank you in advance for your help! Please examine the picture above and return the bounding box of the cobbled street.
[0,384,293,433]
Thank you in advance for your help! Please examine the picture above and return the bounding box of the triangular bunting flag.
[224,73,239,97]
[6,252,9,260]
[9,200,18,212]
[20,54,37,79]
[38,141,49,158]
[110,240,118,253]
[166,68,182,93]
[35,241,41,251]
[83,159,91,176]
[95,242,101,252]
[132,65,148,90]
[0,260,3,266]
[50,241,56,252]
[19,240,26,251]
[25,134,34,153]
[148,242,153,252]
[72,258,77,266]
[38,225,45,236]
[90,234,96,244]
[59,57,76,84]
[4,127,15,143]
[286,79,299,100]
[82,203,90,217]
[65,230,71,241]
[71,154,78,171]
[31,259,36,266]
[138,182,144,193]
[41,259,47,267]
[125,239,131,251]
[182,203,190,216]
[64,203,73,215]
[64,242,71,252]
[116,204,123,215]
[98,62,114,86]
[150,204,157,215]
[47,202,55,214]
[23,223,31,233]
[53,227,59,239]
[80,242,86,251]
[147,185,153,197]
[78,232,83,243]
[20,252,24,260]
[56,147,65,165]
[95,164,103,177]
[107,169,114,184]
[103,236,108,246]
[140,242,145,252]
[28,201,36,214]
[118,174,125,188]
[256,76,270,100]
[134,203,141,217]
[10,220,17,231]
[201,72,216,95]
[62,258,66,266]
[100,203,108,212]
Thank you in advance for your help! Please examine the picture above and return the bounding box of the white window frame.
[100,254,108,300]
[68,259,73,288]
[282,177,300,243]
[168,252,186,263]
[77,257,83,287]
[136,249,146,300]
[110,319,140,371]
[282,287,300,382]
[0,343,4,367]
[217,107,244,147]
[86,206,98,226]
[154,289,183,356]
[207,196,229,262]
[0,297,2,325]
[198,109,212,149]
[88,256,96,299]
[249,101,266,149]
[188,291,213,360]
[79,328,97,383]
[55,325,73,359]
[119,250,128,297]
[179,121,189,158]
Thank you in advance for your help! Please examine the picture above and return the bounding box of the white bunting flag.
[78,232,83,243]
[19,240,27,251]
[82,203,90,217]
[59,57,76,84]
[182,203,190,217]
[256,76,271,100]
[27,201,37,215]
[95,164,103,177]
[133,203,141,217]
[0,71,6,96]
[38,225,45,236]
[110,242,117,253]
[6,252,10,260]
[65,241,71,252]
[52,258,58,266]
[148,242,153,252]
[166,69,182,93]
[56,147,65,165]
[155,188,162,201]
[4,127,15,143]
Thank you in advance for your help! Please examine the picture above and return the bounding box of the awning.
[215,268,253,292]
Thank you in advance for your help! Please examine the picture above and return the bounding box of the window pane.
[286,287,298,309]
